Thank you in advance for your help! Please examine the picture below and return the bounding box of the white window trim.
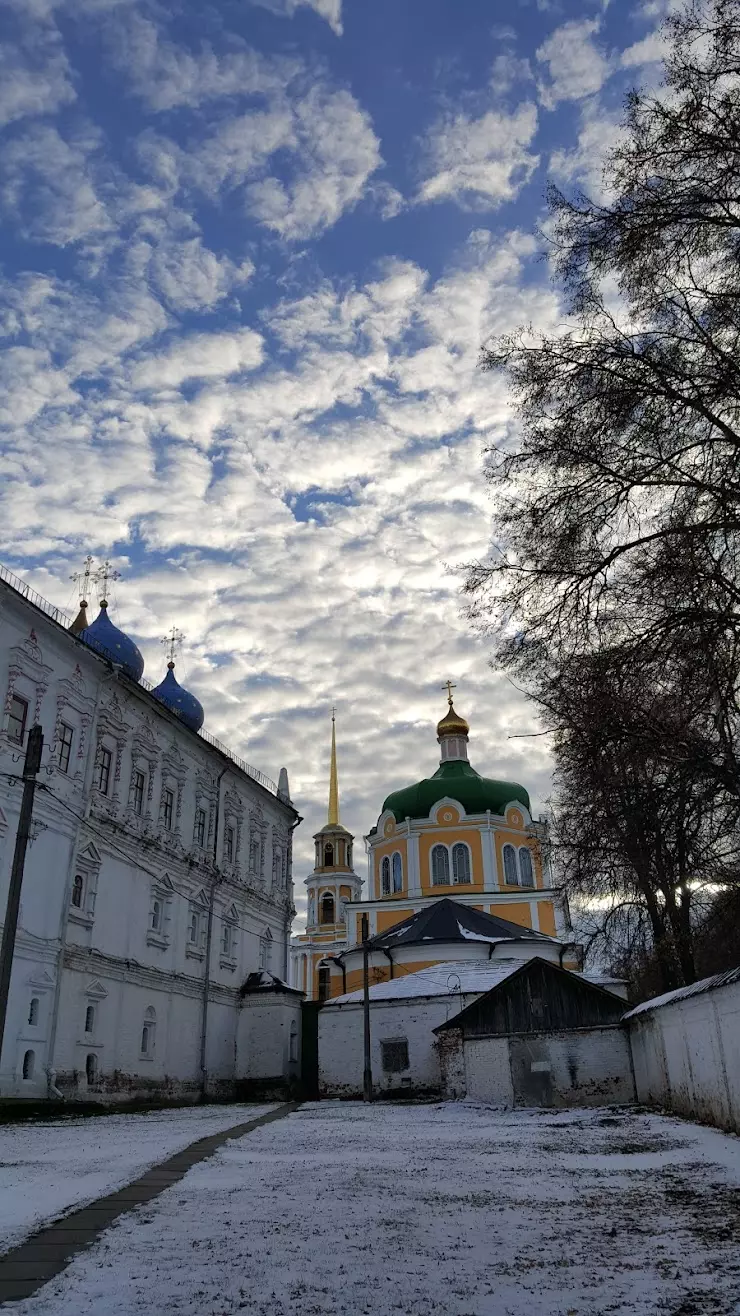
[391,850,404,893]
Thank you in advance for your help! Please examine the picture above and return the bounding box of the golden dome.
[437,700,469,738]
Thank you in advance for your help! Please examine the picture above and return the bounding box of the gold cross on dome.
[442,679,457,705]
[163,627,185,665]
[70,555,94,604]
[93,559,121,604]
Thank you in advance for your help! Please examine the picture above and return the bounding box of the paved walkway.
[0,1102,299,1305]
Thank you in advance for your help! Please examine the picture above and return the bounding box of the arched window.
[320,893,335,925]
[519,847,534,888]
[381,857,391,895]
[84,1005,95,1034]
[28,998,39,1026]
[141,1007,156,1056]
[503,844,518,886]
[452,843,471,885]
[260,927,273,969]
[431,844,450,886]
[151,899,163,932]
[324,843,334,867]
[347,844,353,868]
[85,1053,97,1084]
[317,967,331,1002]
[22,1050,35,1080]
[71,874,84,908]
[392,852,403,892]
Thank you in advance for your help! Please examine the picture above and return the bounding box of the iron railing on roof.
[0,562,279,799]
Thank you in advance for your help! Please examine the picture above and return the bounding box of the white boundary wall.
[628,978,740,1133]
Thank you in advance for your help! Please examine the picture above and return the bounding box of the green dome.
[382,759,530,823]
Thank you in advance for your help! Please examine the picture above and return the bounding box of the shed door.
[509,1038,555,1107]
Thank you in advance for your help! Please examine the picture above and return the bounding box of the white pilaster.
[407,825,421,897]
[482,811,496,892]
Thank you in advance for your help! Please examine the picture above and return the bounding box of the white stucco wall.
[236,993,302,1087]
[318,992,480,1097]
[459,1027,634,1108]
[0,577,297,1102]
[628,981,740,1133]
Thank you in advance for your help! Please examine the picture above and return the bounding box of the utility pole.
[361,912,373,1102]
[0,725,43,1073]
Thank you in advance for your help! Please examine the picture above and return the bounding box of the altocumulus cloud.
[0,0,666,905]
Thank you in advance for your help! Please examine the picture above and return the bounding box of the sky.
[0,0,670,914]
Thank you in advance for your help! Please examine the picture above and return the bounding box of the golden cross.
[442,679,456,705]
[162,627,185,665]
[93,559,120,604]
[70,555,94,604]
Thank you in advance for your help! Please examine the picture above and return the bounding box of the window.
[28,998,39,1027]
[324,843,334,867]
[381,856,391,896]
[22,1050,35,1080]
[392,852,403,893]
[320,893,335,924]
[97,747,112,795]
[163,789,174,830]
[260,927,273,970]
[381,1038,409,1073]
[151,898,163,932]
[221,921,233,957]
[196,809,206,847]
[141,1007,156,1057]
[7,694,28,745]
[71,874,84,908]
[503,844,518,886]
[519,847,535,888]
[347,844,353,868]
[84,1005,95,1034]
[188,909,200,944]
[133,771,146,815]
[225,826,234,864]
[431,844,450,886]
[317,967,330,1002]
[452,843,471,885]
[58,722,74,773]
[85,1053,97,1084]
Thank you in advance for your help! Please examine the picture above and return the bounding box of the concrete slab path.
[0,1102,299,1306]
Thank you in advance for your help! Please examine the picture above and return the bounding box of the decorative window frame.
[429,841,473,888]
[68,843,102,929]
[247,808,267,886]
[50,666,95,783]
[140,1006,157,1061]
[518,844,536,888]
[93,696,130,817]
[220,903,239,971]
[160,743,187,843]
[147,873,175,949]
[380,856,391,896]
[223,789,245,877]
[501,842,536,889]
[2,631,52,748]
[79,978,106,1050]
[186,888,209,961]
[391,851,403,893]
[259,926,273,971]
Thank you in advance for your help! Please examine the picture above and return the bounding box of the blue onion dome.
[79,601,145,682]
[151,661,204,733]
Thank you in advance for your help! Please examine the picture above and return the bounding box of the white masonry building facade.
[0,566,300,1102]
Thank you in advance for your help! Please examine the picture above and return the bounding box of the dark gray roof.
[239,971,303,997]
[359,898,558,951]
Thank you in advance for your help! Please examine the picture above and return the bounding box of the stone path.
[0,1102,299,1306]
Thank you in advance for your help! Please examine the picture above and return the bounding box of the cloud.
[0,35,76,128]
[248,0,343,37]
[536,19,612,108]
[417,102,539,210]
[620,30,667,68]
[130,328,265,390]
[0,123,112,247]
[549,103,626,201]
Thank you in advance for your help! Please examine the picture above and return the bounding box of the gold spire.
[328,707,339,826]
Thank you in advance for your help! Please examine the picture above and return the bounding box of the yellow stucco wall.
[373,835,408,898]
[537,901,557,936]
[491,901,532,928]
[376,907,412,933]
[419,826,484,895]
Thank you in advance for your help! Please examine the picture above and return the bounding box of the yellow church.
[291,688,578,1000]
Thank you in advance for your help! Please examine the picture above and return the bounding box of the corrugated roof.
[329,958,615,1005]
[358,898,558,952]
[623,966,740,1019]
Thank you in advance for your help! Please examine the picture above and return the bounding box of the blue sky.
[0,0,669,908]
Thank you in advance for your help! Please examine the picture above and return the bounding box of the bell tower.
[304,711,362,937]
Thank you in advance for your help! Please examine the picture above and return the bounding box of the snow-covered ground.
[13,1102,740,1315]
[0,1103,276,1255]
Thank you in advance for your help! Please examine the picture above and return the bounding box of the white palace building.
[0,563,302,1103]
